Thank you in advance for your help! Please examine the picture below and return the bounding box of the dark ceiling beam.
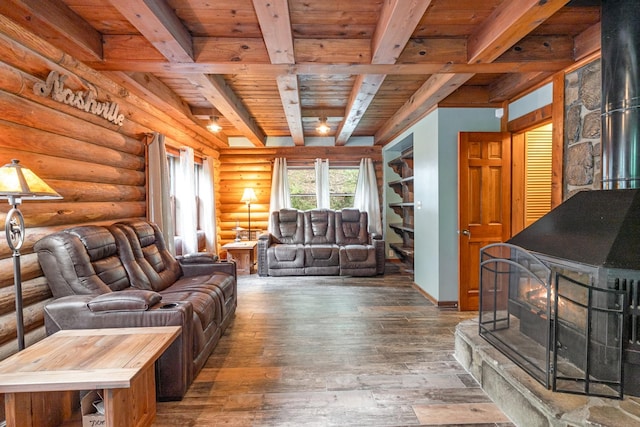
[253,0,304,146]
[335,0,433,146]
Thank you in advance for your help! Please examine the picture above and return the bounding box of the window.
[167,153,203,234]
[288,167,359,210]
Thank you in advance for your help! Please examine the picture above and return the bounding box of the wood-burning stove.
[479,189,640,399]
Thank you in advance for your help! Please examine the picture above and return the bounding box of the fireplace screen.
[479,243,626,399]
[479,243,553,388]
[553,273,625,398]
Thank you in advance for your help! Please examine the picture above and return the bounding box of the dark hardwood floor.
[153,271,514,426]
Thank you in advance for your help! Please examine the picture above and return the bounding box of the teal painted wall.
[384,108,500,304]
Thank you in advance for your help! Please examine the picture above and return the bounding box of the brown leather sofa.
[34,220,236,401]
[258,208,384,276]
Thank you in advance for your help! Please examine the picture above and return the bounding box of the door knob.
[461,229,471,237]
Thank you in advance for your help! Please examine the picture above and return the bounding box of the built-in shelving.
[387,147,414,268]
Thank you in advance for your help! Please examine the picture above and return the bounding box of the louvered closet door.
[525,125,553,226]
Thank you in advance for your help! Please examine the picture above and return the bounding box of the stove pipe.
[601,0,640,189]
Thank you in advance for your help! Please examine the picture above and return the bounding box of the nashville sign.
[34,71,125,126]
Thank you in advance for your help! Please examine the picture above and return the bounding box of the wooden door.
[458,132,511,311]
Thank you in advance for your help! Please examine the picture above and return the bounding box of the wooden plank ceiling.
[3,0,601,148]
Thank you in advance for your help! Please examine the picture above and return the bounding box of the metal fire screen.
[479,243,626,399]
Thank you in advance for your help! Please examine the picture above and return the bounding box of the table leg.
[5,392,32,427]
[104,364,156,427]
[5,390,75,427]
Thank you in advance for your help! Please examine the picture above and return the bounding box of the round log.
[0,276,51,317]
[0,201,146,228]
[0,88,144,156]
[0,253,42,288]
[43,180,146,203]
[0,220,129,258]
[0,149,145,186]
[0,119,144,171]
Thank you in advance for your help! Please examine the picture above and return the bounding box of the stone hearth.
[455,319,640,426]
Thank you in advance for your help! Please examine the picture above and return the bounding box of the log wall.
[218,147,383,248]
[0,16,221,363]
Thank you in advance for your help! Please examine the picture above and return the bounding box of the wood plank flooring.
[153,272,514,426]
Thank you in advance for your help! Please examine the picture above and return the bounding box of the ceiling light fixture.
[207,116,222,133]
[316,117,330,135]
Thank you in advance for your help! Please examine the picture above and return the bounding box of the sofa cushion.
[271,209,304,244]
[111,221,182,292]
[341,245,374,262]
[336,209,369,245]
[159,289,218,339]
[271,244,304,262]
[304,209,336,244]
[304,243,340,275]
[66,226,132,292]
[267,244,305,275]
[34,226,130,297]
[306,245,337,261]
[339,244,377,276]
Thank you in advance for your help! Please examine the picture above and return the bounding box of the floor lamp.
[240,188,257,240]
[0,160,61,350]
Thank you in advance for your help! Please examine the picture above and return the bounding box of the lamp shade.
[0,159,62,200]
[240,187,257,204]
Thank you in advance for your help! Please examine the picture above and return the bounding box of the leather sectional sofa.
[34,220,236,401]
[258,208,385,277]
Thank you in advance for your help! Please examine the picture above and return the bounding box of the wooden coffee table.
[223,240,258,275]
[0,326,180,427]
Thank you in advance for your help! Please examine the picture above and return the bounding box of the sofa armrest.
[176,252,219,263]
[373,238,385,275]
[87,289,162,312]
[179,259,237,281]
[257,234,273,277]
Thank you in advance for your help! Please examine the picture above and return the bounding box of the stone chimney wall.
[564,59,601,198]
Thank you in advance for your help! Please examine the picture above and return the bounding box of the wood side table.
[0,326,180,427]
[223,241,258,275]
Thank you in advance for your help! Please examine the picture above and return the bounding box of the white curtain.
[269,158,291,231]
[354,158,382,235]
[315,158,330,209]
[178,147,198,254]
[147,132,175,254]
[202,156,217,253]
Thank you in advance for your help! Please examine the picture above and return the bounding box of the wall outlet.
[388,249,394,257]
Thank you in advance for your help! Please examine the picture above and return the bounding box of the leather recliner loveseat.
[34,220,236,401]
[258,208,384,276]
